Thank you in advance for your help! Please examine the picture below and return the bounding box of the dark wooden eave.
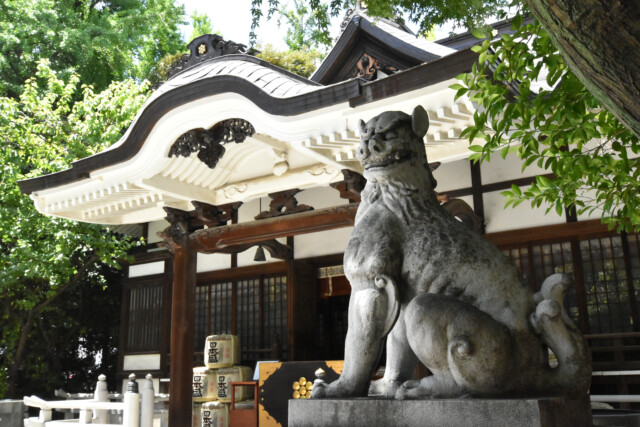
[18,49,478,195]
[312,15,442,85]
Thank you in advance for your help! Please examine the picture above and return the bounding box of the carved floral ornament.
[168,119,255,169]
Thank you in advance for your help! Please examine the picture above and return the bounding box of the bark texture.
[526,0,640,139]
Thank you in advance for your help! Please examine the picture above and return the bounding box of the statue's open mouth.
[362,150,412,170]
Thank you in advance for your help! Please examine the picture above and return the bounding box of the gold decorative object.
[198,43,207,55]
[292,376,312,399]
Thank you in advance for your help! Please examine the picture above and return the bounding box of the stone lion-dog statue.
[312,106,591,399]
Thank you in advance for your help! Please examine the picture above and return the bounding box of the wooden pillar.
[168,241,197,426]
[469,161,486,234]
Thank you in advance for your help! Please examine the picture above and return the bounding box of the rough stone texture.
[0,400,25,427]
[290,396,592,427]
[311,106,591,400]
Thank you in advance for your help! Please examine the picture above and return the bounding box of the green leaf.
[471,28,487,39]
[555,202,564,216]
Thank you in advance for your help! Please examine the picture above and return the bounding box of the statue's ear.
[411,105,429,138]
[359,119,367,135]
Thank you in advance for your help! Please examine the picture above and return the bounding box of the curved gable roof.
[19,55,360,195]
[18,33,479,225]
[312,14,456,85]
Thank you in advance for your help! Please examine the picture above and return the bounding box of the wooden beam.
[486,219,612,247]
[190,204,358,253]
[168,242,197,426]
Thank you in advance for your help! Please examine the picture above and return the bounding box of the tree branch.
[34,253,100,313]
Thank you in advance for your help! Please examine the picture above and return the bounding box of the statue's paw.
[311,379,358,398]
[310,380,329,398]
[369,378,400,397]
[395,380,422,400]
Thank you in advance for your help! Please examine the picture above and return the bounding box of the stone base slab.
[289,395,592,427]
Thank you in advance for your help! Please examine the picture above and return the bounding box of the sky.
[178,0,330,50]
[176,0,440,50]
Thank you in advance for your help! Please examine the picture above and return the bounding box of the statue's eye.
[384,131,398,140]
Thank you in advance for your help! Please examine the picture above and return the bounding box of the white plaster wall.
[294,186,352,259]
[197,253,231,272]
[147,220,169,244]
[480,151,548,185]
[237,197,261,224]
[295,186,345,209]
[433,159,472,192]
[129,261,165,278]
[483,187,565,233]
[123,354,161,371]
[294,227,353,259]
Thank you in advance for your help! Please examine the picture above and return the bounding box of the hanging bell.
[254,245,266,262]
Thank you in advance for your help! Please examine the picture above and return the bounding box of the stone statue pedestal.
[289,395,592,427]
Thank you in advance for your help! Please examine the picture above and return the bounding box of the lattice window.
[195,275,288,368]
[126,284,164,352]
[581,236,636,334]
[502,233,640,334]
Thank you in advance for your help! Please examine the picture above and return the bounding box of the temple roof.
[19,20,480,225]
[312,12,456,84]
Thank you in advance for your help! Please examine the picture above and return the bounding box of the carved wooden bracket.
[192,201,242,227]
[213,239,293,260]
[255,189,313,220]
[330,169,366,203]
[168,119,255,169]
[159,202,242,251]
[158,207,193,251]
[353,53,397,81]
[441,198,484,234]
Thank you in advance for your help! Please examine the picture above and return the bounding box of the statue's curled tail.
[530,273,591,395]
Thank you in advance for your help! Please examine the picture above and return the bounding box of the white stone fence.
[23,374,165,427]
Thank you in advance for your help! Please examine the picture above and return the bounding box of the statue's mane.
[360,177,436,225]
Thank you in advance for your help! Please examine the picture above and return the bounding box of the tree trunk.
[525,0,640,139]
[5,254,99,397]
[7,311,34,398]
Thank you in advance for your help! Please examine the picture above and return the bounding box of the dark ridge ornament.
[168,119,256,169]
[167,34,256,79]
[353,53,397,81]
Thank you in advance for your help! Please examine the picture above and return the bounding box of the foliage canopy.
[257,43,324,77]
[454,11,639,232]
[278,0,333,51]
[0,0,186,97]
[0,60,149,397]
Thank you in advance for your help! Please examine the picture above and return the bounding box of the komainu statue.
[312,106,591,400]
